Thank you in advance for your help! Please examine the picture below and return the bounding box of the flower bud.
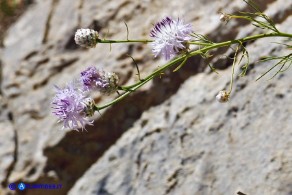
[74,28,99,48]
[83,98,96,117]
[216,90,229,103]
[99,72,119,94]
[80,66,119,94]
[219,13,230,23]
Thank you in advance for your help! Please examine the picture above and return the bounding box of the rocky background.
[0,0,291,194]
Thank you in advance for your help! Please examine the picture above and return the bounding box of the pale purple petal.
[51,82,93,130]
[80,66,119,94]
[150,17,193,60]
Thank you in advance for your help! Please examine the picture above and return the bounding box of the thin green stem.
[98,39,152,44]
[229,44,240,94]
[95,55,186,110]
[188,41,212,46]
[188,32,292,59]
[231,15,252,20]
[95,32,292,111]
[96,75,154,110]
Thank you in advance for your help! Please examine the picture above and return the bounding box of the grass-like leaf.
[190,33,213,44]
[256,53,292,80]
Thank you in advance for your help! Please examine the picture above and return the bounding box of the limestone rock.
[0,0,291,194]
[69,48,292,194]
[69,1,292,195]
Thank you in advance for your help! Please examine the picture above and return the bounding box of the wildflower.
[74,28,99,48]
[216,90,230,103]
[80,66,119,94]
[150,16,193,60]
[51,82,93,130]
[80,66,101,91]
[219,12,231,23]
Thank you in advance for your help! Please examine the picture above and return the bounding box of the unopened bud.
[83,98,95,117]
[99,72,119,94]
[216,90,230,103]
[219,13,231,23]
[74,28,99,48]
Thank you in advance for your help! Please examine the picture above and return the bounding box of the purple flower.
[80,66,119,94]
[80,66,101,91]
[51,82,93,130]
[150,17,193,60]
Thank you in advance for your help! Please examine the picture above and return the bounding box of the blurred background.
[0,0,291,194]
[0,0,32,47]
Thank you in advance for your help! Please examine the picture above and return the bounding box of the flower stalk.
[54,0,292,130]
[97,39,152,44]
[94,31,292,110]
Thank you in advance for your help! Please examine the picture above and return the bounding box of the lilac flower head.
[150,17,193,60]
[80,66,119,94]
[51,82,93,130]
[80,66,101,91]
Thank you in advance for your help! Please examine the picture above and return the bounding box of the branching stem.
[94,31,292,111]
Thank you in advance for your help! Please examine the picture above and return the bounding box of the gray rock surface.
[0,0,291,194]
[69,18,292,195]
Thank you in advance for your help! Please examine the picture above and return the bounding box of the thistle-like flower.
[150,16,193,60]
[216,90,230,103]
[51,82,93,130]
[80,66,101,91]
[74,28,99,48]
[80,66,119,94]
